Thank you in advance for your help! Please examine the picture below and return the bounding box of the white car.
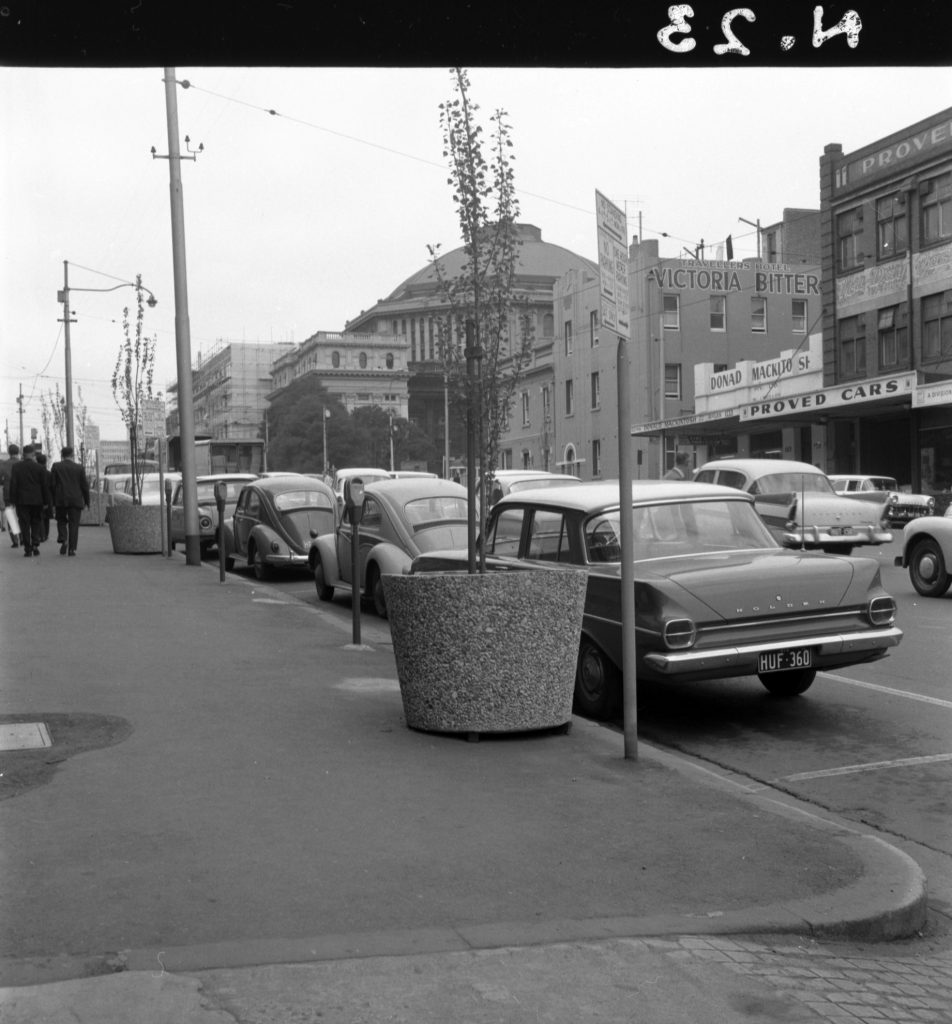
[828,474,934,527]
[695,458,892,555]
[894,513,952,597]
[482,469,583,506]
[331,467,391,511]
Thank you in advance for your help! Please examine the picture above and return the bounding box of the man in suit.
[50,446,91,556]
[0,443,21,547]
[9,445,52,557]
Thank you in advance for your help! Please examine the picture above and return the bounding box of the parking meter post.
[164,477,174,557]
[214,480,228,583]
[343,477,366,646]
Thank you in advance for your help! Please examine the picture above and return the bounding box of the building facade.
[166,341,295,440]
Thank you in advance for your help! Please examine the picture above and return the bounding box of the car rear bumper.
[643,625,903,675]
[266,553,309,568]
[782,525,892,547]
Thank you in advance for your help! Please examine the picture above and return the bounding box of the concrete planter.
[383,568,588,736]
[81,493,106,526]
[107,503,163,554]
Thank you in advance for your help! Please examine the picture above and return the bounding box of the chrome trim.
[783,525,892,546]
[643,626,902,674]
[266,553,309,566]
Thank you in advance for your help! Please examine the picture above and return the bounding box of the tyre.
[759,668,816,696]
[314,559,334,601]
[821,544,854,556]
[251,544,271,581]
[368,565,387,618]
[908,537,951,598]
[574,638,621,720]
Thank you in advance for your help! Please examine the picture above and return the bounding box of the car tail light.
[926,497,935,513]
[785,497,798,531]
[663,618,696,649]
[867,596,896,626]
[888,494,899,506]
[199,514,212,530]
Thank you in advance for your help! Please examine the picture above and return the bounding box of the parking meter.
[343,477,366,644]
[214,479,228,583]
[164,477,174,557]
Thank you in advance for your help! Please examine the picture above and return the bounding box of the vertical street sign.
[595,190,630,340]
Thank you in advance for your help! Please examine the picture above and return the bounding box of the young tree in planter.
[428,67,535,571]
[110,277,156,505]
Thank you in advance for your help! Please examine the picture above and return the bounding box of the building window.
[664,364,682,399]
[922,291,952,360]
[876,193,907,260]
[751,296,767,333]
[662,294,680,330]
[592,439,601,476]
[542,312,554,338]
[590,371,600,409]
[331,350,340,368]
[564,320,573,356]
[710,295,726,331]
[838,315,866,378]
[359,352,368,369]
[386,352,394,369]
[521,390,530,427]
[565,379,574,416]
[590,309,599,347]
[877,306,909,370]
[922,172,952,246]
[541,385,550,419]
[792,299,807,334]
[836,207,863,272]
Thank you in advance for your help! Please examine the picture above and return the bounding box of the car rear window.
[274,489,334,511]
[750,472,834,496]
[404,495,468,526]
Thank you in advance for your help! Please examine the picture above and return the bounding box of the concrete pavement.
[0,523,929,1022]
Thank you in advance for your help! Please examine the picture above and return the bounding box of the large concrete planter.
[383,568,588,735]
[107,503,163,554]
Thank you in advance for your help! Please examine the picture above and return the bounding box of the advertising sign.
[595,190,630,339]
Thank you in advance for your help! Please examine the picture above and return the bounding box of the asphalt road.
[243,534,952,875]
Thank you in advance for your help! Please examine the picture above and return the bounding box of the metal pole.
[465,320,477,574]
[163,67,201,566]
[443,373,450,479]
[322,407,328,475]
[61,262,75,450]
[617,335,638,760]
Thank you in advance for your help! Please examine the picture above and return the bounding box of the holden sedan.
[411,481,902,719]
[894,511,952,597]
[169,473,258,567]
[309,477,469,617]
[695,458,892,555]
[828,474,934,526]
[231,476,337,580]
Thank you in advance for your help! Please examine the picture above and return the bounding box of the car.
[828,474,935,526]
[410,481,903,719]
[100,473,132,508]
[308,477,469,617]
[894,512,952,597]
[330,467,392,512]
[481,469,583,506]
[388,470,439,479]
[231,476,338,580]
[111,472,182,506]
[169,473,258,566]
[694,458,892,555]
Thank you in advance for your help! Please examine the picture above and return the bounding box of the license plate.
[758,648,813,673]
[828,526,848,536]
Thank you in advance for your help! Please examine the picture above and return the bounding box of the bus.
[166,436,266,476]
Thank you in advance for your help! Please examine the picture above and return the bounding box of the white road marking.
[820,671,952,710]
[781,752,952,782]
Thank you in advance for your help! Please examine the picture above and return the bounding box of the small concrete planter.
[81,493,105,526]
[383,568,588,736]
[107,503,163,554]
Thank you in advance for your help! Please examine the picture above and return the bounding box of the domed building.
[344,224,598,471]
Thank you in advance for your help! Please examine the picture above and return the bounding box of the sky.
[2,64,951,442]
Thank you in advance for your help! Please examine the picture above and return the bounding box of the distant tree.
[265,375,338,473]
[110,278,156,504]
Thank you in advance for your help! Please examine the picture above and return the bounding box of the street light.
[57,260,158,449]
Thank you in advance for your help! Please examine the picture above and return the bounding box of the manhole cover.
[0,722,52,751]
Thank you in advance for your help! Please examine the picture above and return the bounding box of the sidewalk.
[0,524,927,1022]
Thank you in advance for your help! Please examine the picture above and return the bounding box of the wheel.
[251,544,272,581]
[908,537,951,598]
[821,544,854,556]
[368,565,387,618]
[314,558,334,601]
[574,638,621,720]
[759,668,816,696]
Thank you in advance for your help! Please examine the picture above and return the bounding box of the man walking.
[50,446,90,556]
[9,445,52,557]
[0,443,21,547]
[663,451,692,481]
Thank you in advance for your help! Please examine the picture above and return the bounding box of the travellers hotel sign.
[740,372,917,421]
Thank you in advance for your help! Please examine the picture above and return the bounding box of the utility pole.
[155,68,203,566]
[17,386,24,447]
[58,262,77,449]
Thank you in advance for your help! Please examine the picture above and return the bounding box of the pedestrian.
[0,443,22,547]
[35,451,53,542]
[663,452,692,481]
[9,445,52,557]
[50,445,91,557]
